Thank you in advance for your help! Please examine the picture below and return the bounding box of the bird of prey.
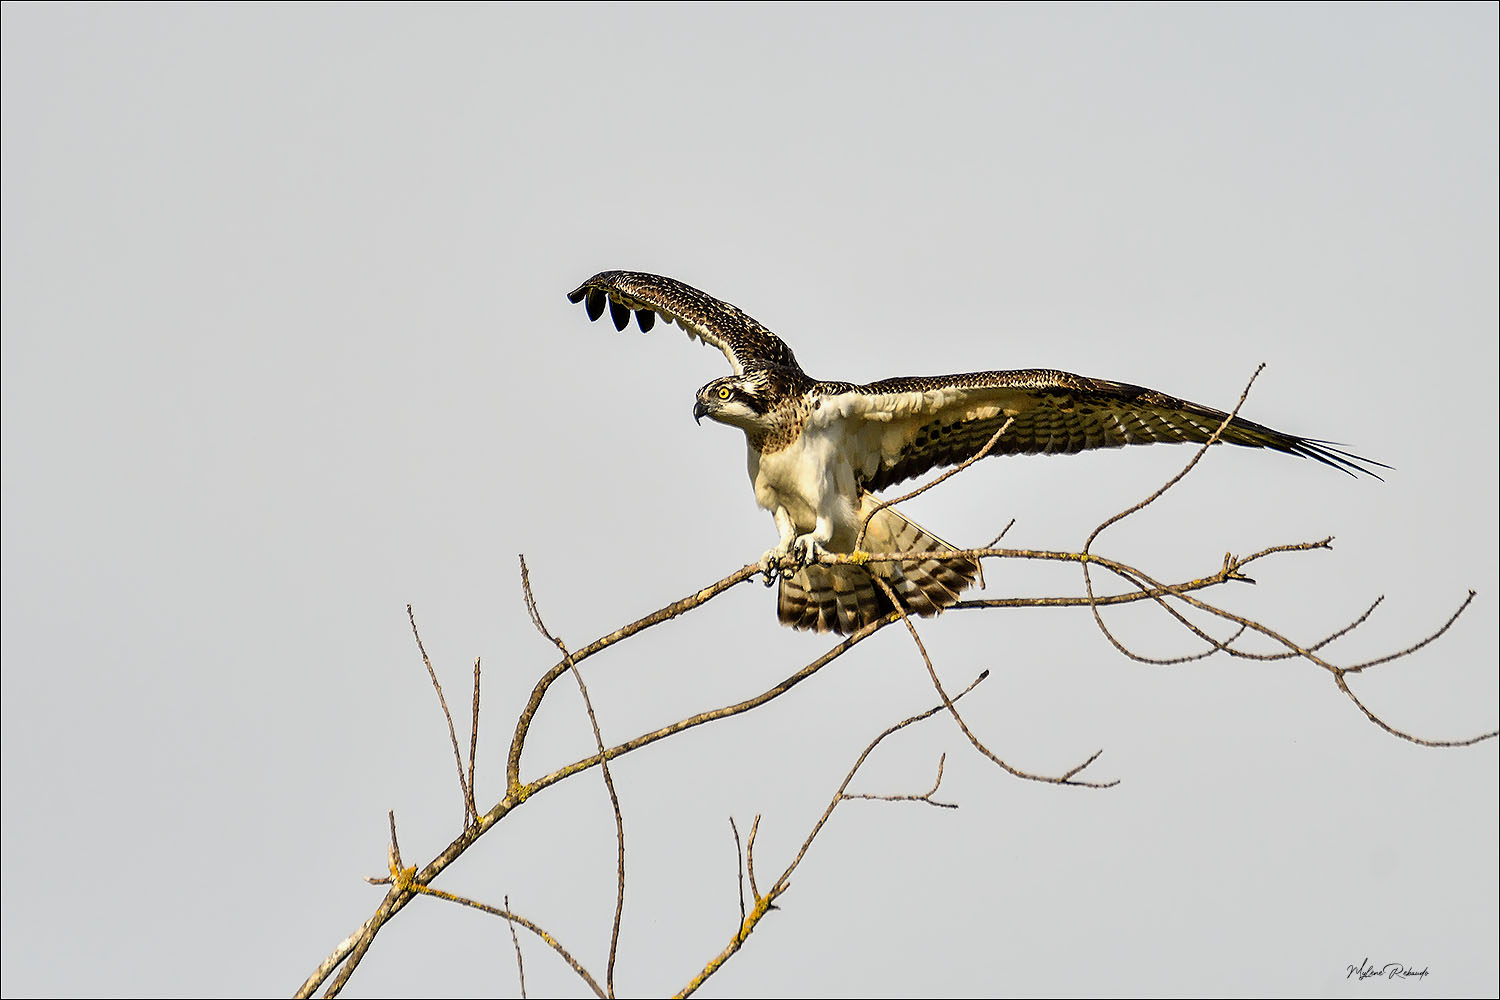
[567,270,1380,634]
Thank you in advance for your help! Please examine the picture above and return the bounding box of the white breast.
[746,420,862,549]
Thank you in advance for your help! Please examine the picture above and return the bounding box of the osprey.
[568,271,1380,634]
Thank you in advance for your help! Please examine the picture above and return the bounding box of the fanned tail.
[778,504,981,633]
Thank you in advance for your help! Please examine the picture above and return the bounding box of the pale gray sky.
[3,5,1496,997]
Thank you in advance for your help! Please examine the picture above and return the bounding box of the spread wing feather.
[815,370,1385,494]
[567,271,802,375]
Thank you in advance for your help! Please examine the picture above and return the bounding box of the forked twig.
[678,673,991,998]
[371,810,603,996]
[1075,366,1266,668]
[872,575,1116,788]
[1084,365,1267,555]
[1220,596,1386,662]
[843,753,957,808]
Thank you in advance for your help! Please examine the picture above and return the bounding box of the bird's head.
[694,371,777,430]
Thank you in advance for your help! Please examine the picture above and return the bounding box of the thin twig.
[1077,558,1254,665]
[408,605,477,827]
[729,818,746,925]
[1164,586,1492,745]
[843,753,958,808]
[408,883,605,999]
[1332,592,1476,672]
[677,673,990,998]
[986,519,1017,548]
[775,672,988,896]
[519,615,895,803]
[377,806,595,996]
[468,658,482,823]
[1333,656,1497,748]
[1220,596,1386,662]
[1076,367,1265,667]
[505,894,526,999]
[1084,365,1266,554]
[745,815,762,902]
[507,563,766,794]
[872,575,1116,788]
[520,556,628,998]
[854,417,1015,550]
[365,811,412,891]
[1071,543,1491,744]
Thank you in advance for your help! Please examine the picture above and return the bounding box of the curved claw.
[790,535,830,568]
[758,549,784,586]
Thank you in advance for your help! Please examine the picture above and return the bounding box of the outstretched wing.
[814,369,1385,493]
[566,271,803,375]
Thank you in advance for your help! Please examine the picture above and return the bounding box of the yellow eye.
[717,386,732,400]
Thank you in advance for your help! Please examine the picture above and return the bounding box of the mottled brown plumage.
[567,270,1383,633]
[568,270,802,374]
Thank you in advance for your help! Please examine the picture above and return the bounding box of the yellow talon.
[848,550,870,566]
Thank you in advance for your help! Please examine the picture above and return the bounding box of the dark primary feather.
[567,270,803,375]
[582,287,605,321]
[608,296,631,331]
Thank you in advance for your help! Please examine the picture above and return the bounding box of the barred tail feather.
[777,505,981,633]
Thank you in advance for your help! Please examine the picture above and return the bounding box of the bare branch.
[468,658,481,822]
[520,556,628,998]
[373,807,602,996]
[1306,596,1385,653]
[306,527,1491,995]
[855,417,1015,550]
[521,617,893,799]
[678,673,990,998]
[507,563,764,793]
[843,753,958,809]
[1092,557,1490,743]
[822,536,1328,584]
[1335,591,1477,673]
[505,894,526,1000]
[745,815,762,902]
[1333,653,1497,748]
[729,818,746,925]
[295,918,373,999]
[1075,367,1266,666]
[1084,364,1266,554]
[872,575,1116,788]
[408,605,477,828]
[301,383,1494,995]
[1222,597,1386,662]
[304,610,909,994]
[408,883,606,999]
[985,518,1017,548]
[1080,560,1253,666]
[773,671,987,899]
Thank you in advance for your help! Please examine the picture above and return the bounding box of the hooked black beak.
[693,399,708,424]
